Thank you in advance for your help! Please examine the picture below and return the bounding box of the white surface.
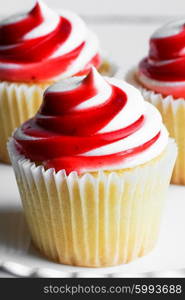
[0,161,185,277]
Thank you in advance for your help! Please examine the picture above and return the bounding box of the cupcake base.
[0,81,50,163]
[8,139,176,267]
[126,69,185,185]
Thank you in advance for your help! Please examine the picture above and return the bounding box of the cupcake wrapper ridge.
[0,82,49,163]
[8,139,177,267]
[126,69,185,185]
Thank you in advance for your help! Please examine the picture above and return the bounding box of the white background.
[0,0,185,277]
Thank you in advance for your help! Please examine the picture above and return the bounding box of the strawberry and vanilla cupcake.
[126,19,185,185]
[0,0,105,163]
[8,68,177,267]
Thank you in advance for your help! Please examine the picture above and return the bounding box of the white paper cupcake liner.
[126,69,185,185]
[7,138,177,267]
[0,81,49,163]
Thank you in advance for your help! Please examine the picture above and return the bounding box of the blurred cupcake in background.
[0,0,107,163]
[126,19,185,185]
[8,68,177,267]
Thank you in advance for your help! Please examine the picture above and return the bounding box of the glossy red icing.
[0,2,101,82]
[14,69,160,174]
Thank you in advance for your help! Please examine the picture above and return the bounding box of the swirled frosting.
[0,1,101,82]
[138,19,185,98]
[14,68,168,174]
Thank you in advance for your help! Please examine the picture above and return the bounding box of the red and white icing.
[14,68,168,174]
[0,1,101,82]
[138,19,185,98]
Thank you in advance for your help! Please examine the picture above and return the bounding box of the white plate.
[0,162,185,278]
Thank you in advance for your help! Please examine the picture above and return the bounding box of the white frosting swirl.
[0,0,101,82]
[152,19,185,38]
[47,68,169,170]
[138,18,185,98]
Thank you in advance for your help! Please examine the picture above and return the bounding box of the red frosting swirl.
[0,1,101,82]
[140,30,185,81]
[138,20,185,97]
[14,68,162,174]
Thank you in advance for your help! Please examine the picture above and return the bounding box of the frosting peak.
[14,69,168,174]
[138,19,185,98]
[0,1,101,82]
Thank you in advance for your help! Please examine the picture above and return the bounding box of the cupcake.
[8,68,177,267]
[0,0,107,163]
[126,19,185,185]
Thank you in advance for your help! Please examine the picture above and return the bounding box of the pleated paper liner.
[8,138,177,267]
[126,69,185,185]
[0,81,50,163]
[0,59,117,164]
